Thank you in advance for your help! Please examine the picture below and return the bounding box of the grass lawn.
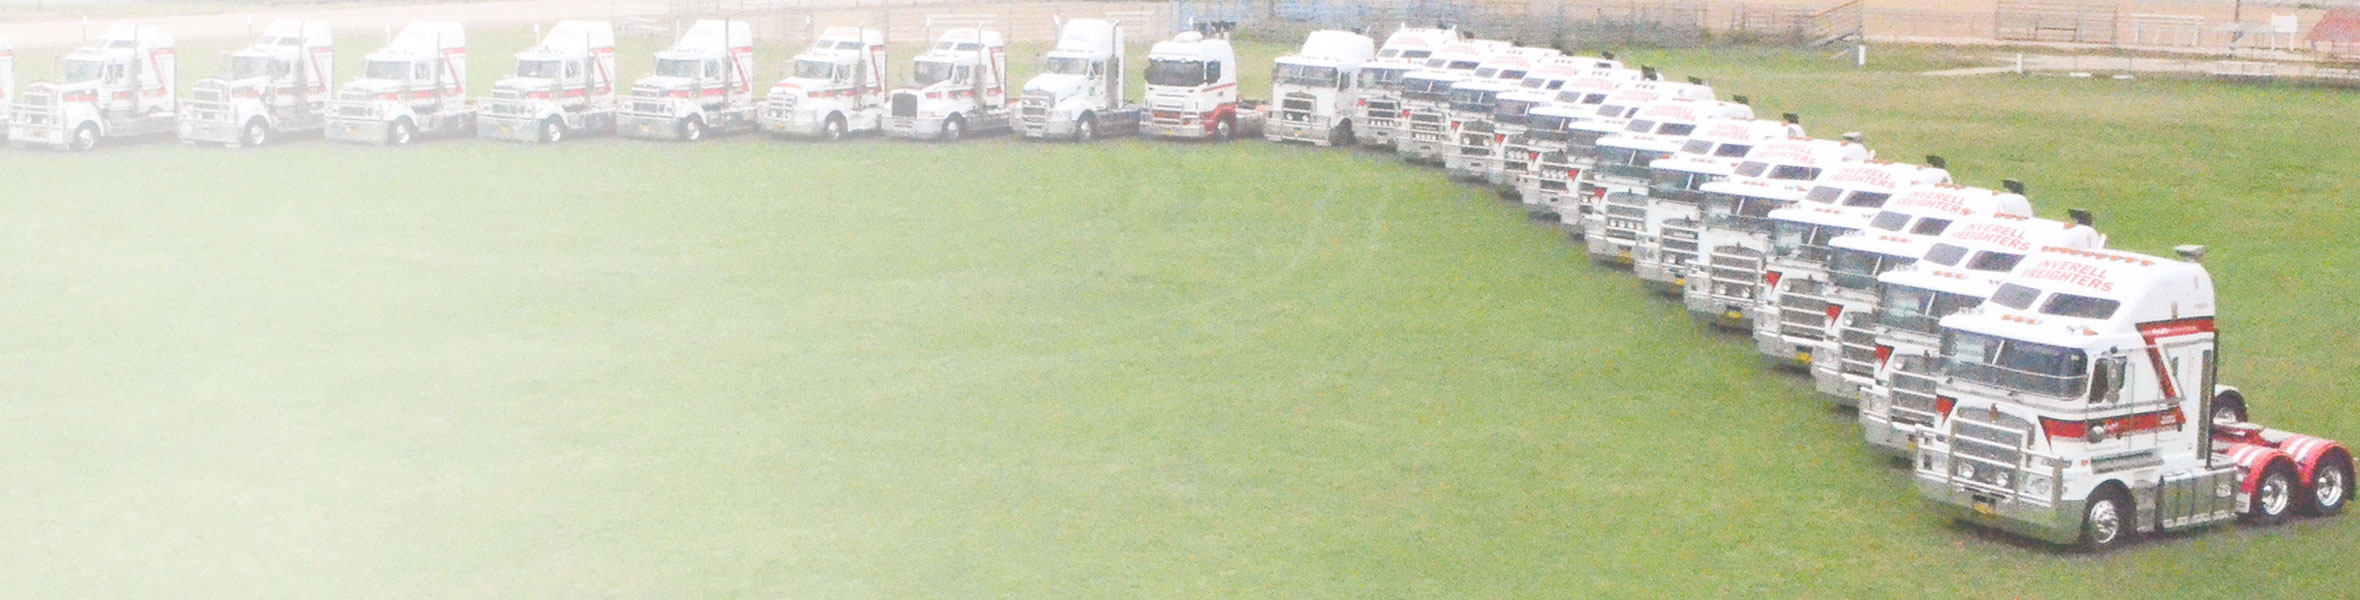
[1,39,2354,598]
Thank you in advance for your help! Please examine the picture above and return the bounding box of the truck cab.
[1582,98,1756,201]
[1478,57,1618,187]
[1677,137,1872,325]
[480,21,618,143]
[1750,158,1956,368]
[1599,115,1798,265]
[1354,26,1457,148]
[1390,40,1507,160]
[1142,30,1258,141]
[1265,29,1375,147]
[1798,182,2035,396]
[763,27,887,141]
[325,21,472,145]
[178,20,331,148]
[1531,78,1713,223]
[885,28,1010,141]
[1020,19,1139,142]
[1439,49,1570,177]
[1852,214,2105,455]
[620,19,756,141]
[10,24,177,151]
[1508,67,1643,210]
[1916,246,2351,551]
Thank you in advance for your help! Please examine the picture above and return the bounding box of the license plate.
[501,126,515,134]
[1795,351,1813,366]
[1723,310,1744,322]
[1972,500,1995,516]
[1674,277,1686,287]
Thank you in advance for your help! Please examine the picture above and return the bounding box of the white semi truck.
[1915,245,2351,551]
[1528,77,1715,225]
[1676,137,1872,326]
[177,20,332,147]
[1746,158,1957,368]
[1591,115,1799,263]
[1141,30,1262,141]
[1852,213,2105,456]
[1469,57,1618,187]
[1265,29,1375,146]
[1579,98,1757,200]
[1020,19,1140,142]
[620,20,757,141]
[10,24,177,151]
[324,21,473,145]
[1505,66,1644,210]
[1431,49,1555,173]
[886,28,1012,141]
[1353,26,1458,148]
[1390,40,1506,160]
[479,21,619,143]
[761,27,887,141]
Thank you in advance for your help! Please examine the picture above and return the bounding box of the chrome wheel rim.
[2261,474,2292,515]
[2318,467,2348,509]
[2088,499,2121,544]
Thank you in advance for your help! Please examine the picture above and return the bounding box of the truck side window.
[1204,62,1221,83]
[705,60,720,79]
[567,60,582,80]
[414,62,430,80]
[107,64,127,82]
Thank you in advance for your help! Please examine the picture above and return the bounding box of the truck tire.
[2077,486,2134,552]
[681,116,707,141]
[2211,389,2248,424]
[541,118,566,144]
[70,124,99,152]
[243,118,271,148]
[823,114,847,142]
[2305,452,2352,517]
[942,115,965,142]
[389,119,417,146]
[2250,463,2297,525]
[1073,113,1096,143]
[1213,116,1233,142]
[1330,120,1353,147]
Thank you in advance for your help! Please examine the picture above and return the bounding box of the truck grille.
[1950,415,2031,492]
[1281,94,1314,113]
[493,88,523,100]
[1776,279,1831,341]
[1020,93,1051,126]
[1837,314,1880,377]
[1660,222,1700,267]
[1563,130,1605,159]
[1603,194,1647,241]
[891,92,918,118]
[1888,356,1938,426]
[1707,246,1764,302]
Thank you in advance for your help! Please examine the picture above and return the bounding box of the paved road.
[0,0,614,48]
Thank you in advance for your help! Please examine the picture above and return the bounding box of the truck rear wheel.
[541,118,566,144]
[1073,114,1095,143]
[823,114,847,141]
[2211,390,2248,424]
[243,119,270,148]
[389,119,417,146]
[70,124,99,152]
[2250,463,2297,525]
[2306,453,2352,516]
[2078,486,2133,552]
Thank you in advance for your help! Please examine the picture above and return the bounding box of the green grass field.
[2,40,2356,598]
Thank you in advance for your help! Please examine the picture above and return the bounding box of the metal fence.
[1193,0,1861,49]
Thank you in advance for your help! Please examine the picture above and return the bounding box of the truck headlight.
[2024,474,2052,497]
[1953,460,1975,480]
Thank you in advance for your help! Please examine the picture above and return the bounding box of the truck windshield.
[1273,63,1338,87]
[1703,192,1784,233]
[1046,56,1093,75]
[1400,77,1448,94]
[654,58,702,78]
[1944,330,2088,399]
[1530,114,1571,132]
[1771,221,1848,262]
[1880,285,1983,334]
[61,58,109,83]
[795,59,837,79]
[1146,59,1207,86]
[1713,143,1753,157]
[1359,67,1408,89]
[228,55,282,80]
[913,60,960,86]
[364,60,412,80]
[517,60,565,79]
[1805,186,1894,208]
[1830,248,1910,290]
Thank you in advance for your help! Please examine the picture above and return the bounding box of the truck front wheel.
[1073,114,1095,143]
[1212,116,1233,142]
[2306,453,2352,516]
[942,115,965,142]
[2078,486,2133,552]
[243,118,271,148]
[389,119,417,146]
[682,116,707,141]
[70,124,100,152]
[541,118,566,143]
[823,114,847,141]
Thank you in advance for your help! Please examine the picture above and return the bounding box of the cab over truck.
[761,27,888,141]
[1591,115,1798,265]
[1851,213,2105,456]
[620,20,757,142]
[1265,29,1375,146]
[11,24,176,151]
[1020,18,1140,142]
[1747,158,1958,370]
[1353,25,1458,148]
[886,28,1012,141]
[1674,137,1872,326]
[1506,66,1643,210]
[1916,245,2351,552]
[325,21,473,145]
[1142,30,1262,141]
[480,21,619,143]
[179,20,332,147]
